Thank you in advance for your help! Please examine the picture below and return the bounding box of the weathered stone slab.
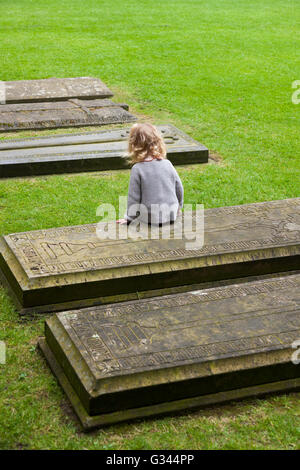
[0,99,136,132]
[0,198,299,314]
[39,273,300,429]
[0,125,208,177]
[3,77,113,104]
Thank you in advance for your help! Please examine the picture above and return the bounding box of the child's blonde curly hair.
[127,123,166,165]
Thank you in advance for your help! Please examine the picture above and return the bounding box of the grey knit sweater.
[125,159,184,225]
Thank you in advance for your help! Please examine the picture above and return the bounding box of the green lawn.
[0,0,299,450]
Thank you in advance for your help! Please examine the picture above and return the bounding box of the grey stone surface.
[4,77,113,103]
[0,198,299,314]
[39,272,300,428]
[0,125,208,177]
[0,99,136,132]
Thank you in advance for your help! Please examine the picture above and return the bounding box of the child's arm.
[124,165,142,222]
[175,172,184,208]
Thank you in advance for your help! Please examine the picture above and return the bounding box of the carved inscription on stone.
[57,274,300,377]
[4,198,300,278]
[0,125,206,164]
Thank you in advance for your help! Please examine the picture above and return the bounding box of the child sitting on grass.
[117,123,184,226]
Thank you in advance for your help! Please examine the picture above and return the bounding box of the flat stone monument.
[39,272,300,429]
[3,77,113,104]
[0,99,136,132]
[0,198,299,315]
[0,125,208,177]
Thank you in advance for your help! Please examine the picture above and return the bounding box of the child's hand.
[116,218,127,224]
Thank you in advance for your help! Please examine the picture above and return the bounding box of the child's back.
[116,123,184,226]
[126,158,183,225]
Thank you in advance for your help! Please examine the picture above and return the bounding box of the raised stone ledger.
[0,125,208,177]
[0,99,136,132]
[0,198,299,314]
[3,77,113,104]
[39,273,300,429]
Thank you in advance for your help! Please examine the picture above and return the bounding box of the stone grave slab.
[3,77,113,104]
[0,99,136,132]
[0,198,299,315]
[0,125,208,177]
[39,272,300,429]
